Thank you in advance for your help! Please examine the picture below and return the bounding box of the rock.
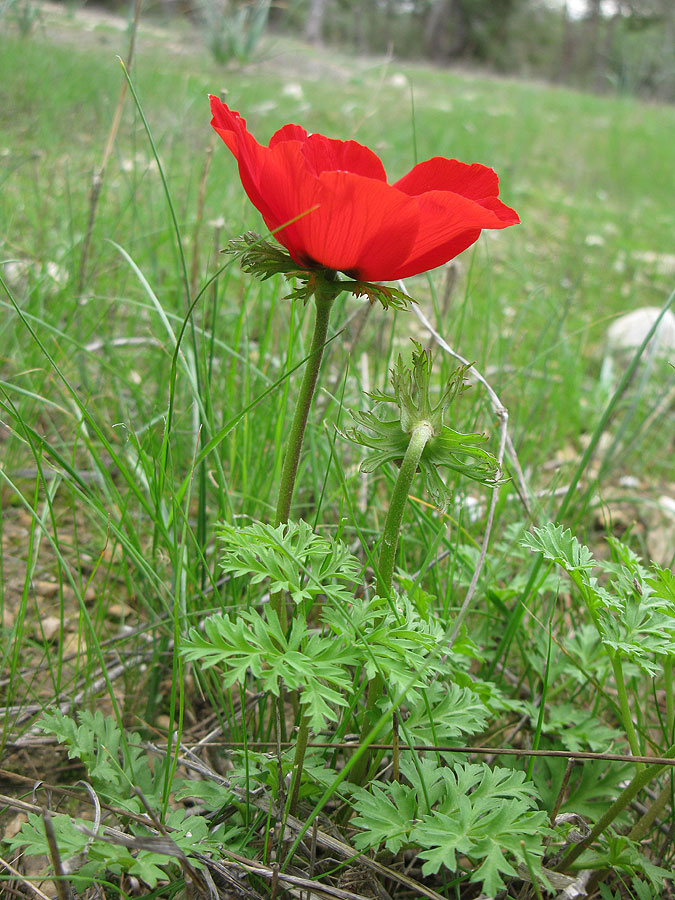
[601,306,675,390]
[606,306,675,356]
[36,615,63,642]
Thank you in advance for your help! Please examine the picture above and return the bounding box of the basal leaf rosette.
[345,344,501,512]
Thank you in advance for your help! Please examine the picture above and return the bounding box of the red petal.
[391,229,483,279]
[210,96,287,230]
[300,134,387,181]
[209,95,246,156]
[391,190,518,279]
[475,195,520,224]
[270,123,308,146]
[210,97,519,282]
[395,157,500,202]
[300,171,418,277]
[251,146,418,277]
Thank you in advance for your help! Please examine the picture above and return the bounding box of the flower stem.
[351,422,433,786]
[627,779,672,843]
[270,288,335,627]
[377,422,434,595]
[274,290,335,528]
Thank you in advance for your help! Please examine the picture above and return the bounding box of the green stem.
[288,713,310,816]
[271,288,335,627]
[628,779,672,843]
[274,290,336,528]
[351,422,433,786]
[586,785,673,898]
[377,422,434,595]
[557,740,675,872]
[611,653,643,770]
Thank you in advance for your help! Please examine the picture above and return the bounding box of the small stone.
[108,602,131,620]
[62,633,86,656]
[33,580,60,598]
[36,615,62,642]
[632,251,675,277]
[281,82,303,100]
[4,812,27,839]
[389,73,408,88]
[601,306,675,390]
[606,307,675,356]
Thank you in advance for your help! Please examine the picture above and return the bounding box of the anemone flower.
[210,96,519,282]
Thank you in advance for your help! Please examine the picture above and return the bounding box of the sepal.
[226,233,415,309]
[342,343,502,511]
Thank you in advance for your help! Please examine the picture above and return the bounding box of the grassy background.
[1,5,674,758]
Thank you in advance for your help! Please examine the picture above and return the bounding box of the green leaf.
[530,702,624,753]
[523,528,675,671]
[343,348,500,511]
[351,758,548,897]
[340,279,415,311]
[321,593,448,701]
[351,781,418,853]
[182,608,355,730]
[128,852,168,889]
[226,232,314,284]
[522,523,595,573]
[647,563,675,607]
[583,832,673,891]
[402,681,489,751]
[398,756,447,814]
[217,519,361,608]
[5,812,90,858]
[226,233,414,309]
[411,763,549,896]
[37,710,159,809]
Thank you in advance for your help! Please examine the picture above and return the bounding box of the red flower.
[210,96,519,282]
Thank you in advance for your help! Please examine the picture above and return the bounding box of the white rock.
[601,306,675,391]
[282,82,304,100]
[606,306,675,355]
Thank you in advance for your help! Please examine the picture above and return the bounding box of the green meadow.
[1,6,674,898]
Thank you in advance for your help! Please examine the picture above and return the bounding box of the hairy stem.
[377,422,434,595]
[270,288,335,626]
[628,779,673,843]
[351,422,433,786]
[274,290,335,528]
[665,657,674,741]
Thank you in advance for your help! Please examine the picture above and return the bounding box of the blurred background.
[27,0,673,101]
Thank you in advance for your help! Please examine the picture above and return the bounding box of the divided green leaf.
[217,518,361,608]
